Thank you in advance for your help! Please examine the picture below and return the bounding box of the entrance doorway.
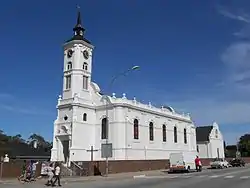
[62,140,70,163]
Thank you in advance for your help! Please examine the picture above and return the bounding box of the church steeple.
[66,6,91,44]
[73,7,85,37]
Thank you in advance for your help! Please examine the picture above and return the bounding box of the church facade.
[51,10,197,166]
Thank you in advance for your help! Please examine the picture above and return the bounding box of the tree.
[238,134,250,157]
[28,133,50,148]
[10,134,25,143]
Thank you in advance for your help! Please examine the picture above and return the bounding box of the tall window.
[83,113,87,121]
[101,118,107,139]
[149,122,154,141]
[65,75,71,89]
[134,119,139,139]
[184,128,187,144]
[174,126,177,143]
[197,145,199,152]
[67,62,72,70]
[83,76,89,90]
[162,124,166,142]
[83,62,88,70]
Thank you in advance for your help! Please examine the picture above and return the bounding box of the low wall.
[95,159,169,174]
[0,161,42,178]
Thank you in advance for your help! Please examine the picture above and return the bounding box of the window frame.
[174,126,177,143]
[83,113,87,121]
[101,118,108,139]
[149,122,154,141]
[65,75,71,90]
[162,124,167,142]
[133,119,139,139]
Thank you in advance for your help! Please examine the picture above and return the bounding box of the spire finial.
[76,5,81,26]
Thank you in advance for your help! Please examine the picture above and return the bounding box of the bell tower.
[62,7,94,101]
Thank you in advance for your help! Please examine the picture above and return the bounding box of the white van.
[169,152,196,173]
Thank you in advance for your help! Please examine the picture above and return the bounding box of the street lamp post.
[104,65,140,177]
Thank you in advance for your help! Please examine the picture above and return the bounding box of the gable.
[196,126,213,142]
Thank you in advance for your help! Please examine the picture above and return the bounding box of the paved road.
[1,166,250,188]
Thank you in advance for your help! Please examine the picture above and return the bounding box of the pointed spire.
[75,5,83,29]
[73,5,85,37]
[65,5,91,44]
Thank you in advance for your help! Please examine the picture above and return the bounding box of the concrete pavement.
[1,166,250,188]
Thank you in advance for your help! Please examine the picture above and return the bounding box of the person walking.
[31,160,38,180]
[195,156,202,172]
[52,162,61,187]
[45,163,54,186]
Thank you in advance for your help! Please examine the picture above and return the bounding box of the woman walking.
[52,162,61,187]
[45,163,54,186]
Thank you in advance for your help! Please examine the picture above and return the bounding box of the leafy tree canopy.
[0,130,52,157]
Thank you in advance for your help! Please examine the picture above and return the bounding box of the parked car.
[229,158,245,167]
[210,158,229,169]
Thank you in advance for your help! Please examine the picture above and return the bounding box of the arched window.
[133,119,139,139]
[184,128,187,144]
[149,122,154,141]
[101,118,108,139]
[162,124,166,142]
[83,62,88,71]
[174,126,177,143]
[67,62,72,70]
[83,113,87,121]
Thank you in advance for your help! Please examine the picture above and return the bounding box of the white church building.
[196,122,225,159]
[51,9,198,166]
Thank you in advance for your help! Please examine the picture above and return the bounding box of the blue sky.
[0,0,249,145]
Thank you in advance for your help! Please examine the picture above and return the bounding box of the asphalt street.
[1,166,250,188]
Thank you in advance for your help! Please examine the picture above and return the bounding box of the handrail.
[72,161,83,170]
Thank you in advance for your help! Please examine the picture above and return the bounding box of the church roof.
[196,126,213,142]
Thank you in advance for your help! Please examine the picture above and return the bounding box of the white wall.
[51,34,197,162]
[52,93,197,162]
[197,143,210,158]
[209,125,225,158]
[197,123,225,159]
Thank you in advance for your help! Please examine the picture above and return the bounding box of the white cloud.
[0,93,52,116]
[221,42,250,91]
[218,7,250,23]
[0,104,51,116]
[0,93,14,99]
[173,6,250,127]
[218,6,250,89]
[170,98,250,125]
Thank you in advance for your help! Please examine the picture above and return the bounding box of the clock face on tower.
[83,50,89,59]
[67,49,73,58]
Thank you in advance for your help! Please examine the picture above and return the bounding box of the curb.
[133,175,146,179]
[63,175,135,184]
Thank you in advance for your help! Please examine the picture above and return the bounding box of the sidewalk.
[62,169,168,183]
[0,166,211,184]
[0,169,167,184]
